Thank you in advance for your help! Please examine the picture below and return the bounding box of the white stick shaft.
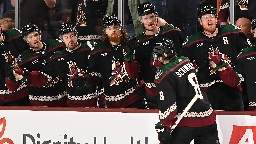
[170,94,200,133]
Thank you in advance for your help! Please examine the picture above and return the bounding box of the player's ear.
[158,57,163,62]
[199,19,203,26]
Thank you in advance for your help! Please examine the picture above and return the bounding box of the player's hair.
[101,26,129,46]
[0,18,15,30]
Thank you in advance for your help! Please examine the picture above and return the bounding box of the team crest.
[109,57,130,86]
[67,61,86,87]
[209,49,232,75]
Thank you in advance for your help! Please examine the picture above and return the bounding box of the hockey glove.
[123,37,139,61]
[209,52,228,72]
[4,62,16,81]
[13,68,30,82]
[155,122,172,144]
[71,75,91,89]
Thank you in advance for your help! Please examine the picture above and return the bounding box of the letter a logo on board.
[229,125,256,144]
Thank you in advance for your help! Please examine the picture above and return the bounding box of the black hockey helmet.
[138,2,157,16]
[152,38,176,60]
[198,5,217,19]
[59,23,78,36]
[21,23,41,39]
[103,14,121,28]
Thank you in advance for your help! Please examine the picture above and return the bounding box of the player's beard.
[203,25,217,34]
[108,33,121,43]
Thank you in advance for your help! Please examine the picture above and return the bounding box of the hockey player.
[0,23,32,106]
[4,23,66,106]
[135,2,186,109]
[12,23,102,107]
[153,38,218,144]
[86,14,145,108]
[214,45,256,111]
[236,45,256,110]
[181,5,248,111]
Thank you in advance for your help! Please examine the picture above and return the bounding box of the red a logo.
[0,117,14,144]
[229,125,256,144]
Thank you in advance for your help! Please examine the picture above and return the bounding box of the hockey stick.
[169,72,204,134]
[169,93,201,134]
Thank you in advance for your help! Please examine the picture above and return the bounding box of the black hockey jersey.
[28,41,100,107]
[155,56,215,128]
[181,24,247,110]
[136,24,185,102]
[181,24,248,89]
[247,34,256,46]
[5,38,66,106]
[236,46,256,110]
[0,29,27,103]
[89,42,142,108]
[0,28,26,90]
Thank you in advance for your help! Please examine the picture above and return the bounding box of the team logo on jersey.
[109,57,130,86]
[223,37,229,45]
[76,0,87,26]
[209,49,232,75]
[67,61,86,87]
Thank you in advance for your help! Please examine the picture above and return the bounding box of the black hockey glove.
[209,52,228,71]
[71,75,91,89]
[4,62,16,81]
[123,37,139,61]
[155,122,172,144]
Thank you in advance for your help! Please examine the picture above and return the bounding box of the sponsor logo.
[0,117,14,144]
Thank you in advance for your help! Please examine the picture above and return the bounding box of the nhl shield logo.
[155,69,163,80]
